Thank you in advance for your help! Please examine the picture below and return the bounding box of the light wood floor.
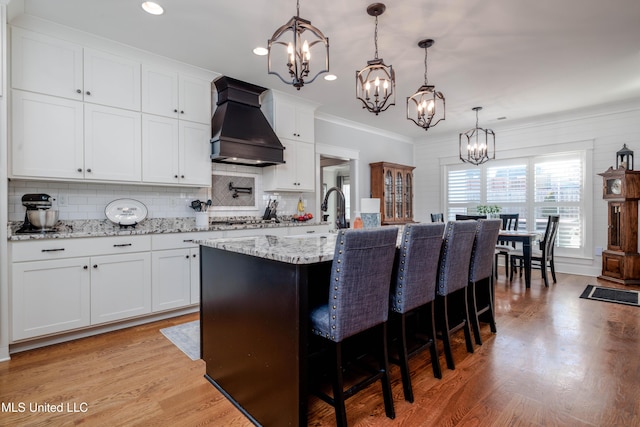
[1,271,639,426]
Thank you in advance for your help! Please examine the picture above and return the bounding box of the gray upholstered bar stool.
[309,227,398,427]
[389,223,444,403]
[435,220,477,370]
[468,219,502,345]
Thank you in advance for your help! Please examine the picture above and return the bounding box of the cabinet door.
[141,65,179,118]
[84,104,142,182]
[11,27,83,100]
[12,258,91,340]
[90,252,151,324]
[142,114,180,184]
[152,249,192,311]
[11,90,84,179]
[395,170,404,221]
[404,171,413,221]
[190,248,200,304]
[273,97,297,139]
[294,105,315,143]
[179,74,211,124]
[179,121,212,186]
[83,48,141,110]
[383,169,394,223]
[295,140,315,191]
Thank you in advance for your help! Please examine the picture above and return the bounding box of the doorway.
[320,156,351,226]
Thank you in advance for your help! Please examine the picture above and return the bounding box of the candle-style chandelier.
[267,0,329,90]
[406,39,445,131]
[459,107,495,166]
[356,3,395,115]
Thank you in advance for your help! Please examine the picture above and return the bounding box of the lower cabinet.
[151,248,194,311]
[11,252,151,340]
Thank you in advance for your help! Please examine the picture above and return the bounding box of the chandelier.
[459,107,495,166]
[267,0,329,90]
[407,39,445,130]
[356,3,395,115]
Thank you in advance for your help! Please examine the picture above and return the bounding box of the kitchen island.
[198,232,339,426]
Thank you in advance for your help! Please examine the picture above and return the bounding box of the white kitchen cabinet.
[141,65,211,124]
[11,90,141,181]
[270,95,315,143]
[84,103,142,182]
[10,236,152,340]
[11,28,140,110]
[11,90,84,180]
[262,138,315,192]
[90,252,151,324]
[11,257,91,341]
[142,114,210,186]
[151,248,193,311]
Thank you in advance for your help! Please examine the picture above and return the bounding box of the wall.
[413,98,640,277]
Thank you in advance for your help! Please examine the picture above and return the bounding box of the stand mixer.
[17,193,59,233]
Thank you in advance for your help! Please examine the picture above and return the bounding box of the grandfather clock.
[598,166,640,285]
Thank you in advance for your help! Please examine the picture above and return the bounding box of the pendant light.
[407,39,445,130]
[459,107,495,166]
[356,3,395,115]
[267,0,330,90]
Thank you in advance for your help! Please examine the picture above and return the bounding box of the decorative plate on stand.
[105,199,148,226]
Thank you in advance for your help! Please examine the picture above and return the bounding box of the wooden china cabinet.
[370,162,415,225]
[598,167,640,285]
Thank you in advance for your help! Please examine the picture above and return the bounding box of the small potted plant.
[476,204,501,218]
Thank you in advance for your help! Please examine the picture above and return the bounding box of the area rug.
[580,285,640,307]
[160,320,200,360]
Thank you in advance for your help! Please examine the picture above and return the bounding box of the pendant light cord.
[423,46,429,85]
[296,0,300,16]
[373,15,379,59]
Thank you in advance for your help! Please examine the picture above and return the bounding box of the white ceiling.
[11,0,640,141]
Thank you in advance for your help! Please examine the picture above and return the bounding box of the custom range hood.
[211,76,284,166]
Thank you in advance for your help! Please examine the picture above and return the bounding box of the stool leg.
[331,342,347,427]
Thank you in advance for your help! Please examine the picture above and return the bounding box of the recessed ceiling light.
[253,47,268,56]
[324,74,337,81]
[141,1,164,15]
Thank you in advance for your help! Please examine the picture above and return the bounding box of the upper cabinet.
[262,91,318,192]
[9,27,213,187]
[11,27,141,110]
[141,65,211,124]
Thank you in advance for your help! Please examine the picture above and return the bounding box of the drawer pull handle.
[41,248,65,252]
[183,239,194,243]
[113,243,132,247]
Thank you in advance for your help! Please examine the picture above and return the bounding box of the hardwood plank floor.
[1,271,639,426]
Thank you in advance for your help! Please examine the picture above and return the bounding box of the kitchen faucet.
[321,186,348,229]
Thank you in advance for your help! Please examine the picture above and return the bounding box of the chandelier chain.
[423,46,428,85]
[296,0,300,16]
[374,15,379,59]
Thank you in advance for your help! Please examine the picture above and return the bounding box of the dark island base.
[200,245,331,426]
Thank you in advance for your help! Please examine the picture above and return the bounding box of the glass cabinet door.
[404,172,412,220]
[384,169,393,221]
[395,171,403,219]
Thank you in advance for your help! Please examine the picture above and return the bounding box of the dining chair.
[494,213,519,279]
[468,219,502,345]
[309,227,398,427]
[435,220,477,370]
[389,223,444,402]
[455,214,487,220]
[510,215,560,287]
[430,213,444,222]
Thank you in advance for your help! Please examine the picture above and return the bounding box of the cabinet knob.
[77,168,83,172]
[180,175,185,179]
[76,89,82,94]
[174,175,179,179]
[180,110,184,114]
[186,255,190,259]
[86,91,91,96]
[86,168,92,173]
[174,109,178,113]
[93,264,98,269]
[192,254,197,258]
[83,265,88,269]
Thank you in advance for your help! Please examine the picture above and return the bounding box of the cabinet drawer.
[11,235,151,262]
[151,231,225,251]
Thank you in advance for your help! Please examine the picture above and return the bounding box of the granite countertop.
[197,226,405,265]
[7,217,329,241]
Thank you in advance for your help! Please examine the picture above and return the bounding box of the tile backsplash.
[9,164,317,222]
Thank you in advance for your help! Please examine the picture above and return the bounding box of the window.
[446,151,588,257]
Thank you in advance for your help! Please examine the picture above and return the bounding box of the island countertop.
[196,226,404,265]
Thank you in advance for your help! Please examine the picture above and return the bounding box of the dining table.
[497,230,541,288]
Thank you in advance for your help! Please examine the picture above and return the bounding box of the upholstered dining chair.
[468,219,502,345]
[309,227,398,427]
[494,213,519,279]
[434,220,477,370]
[389,223,444,402]
[455,214,487,220]
[430,213,444,222]
[510,215,560,287]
